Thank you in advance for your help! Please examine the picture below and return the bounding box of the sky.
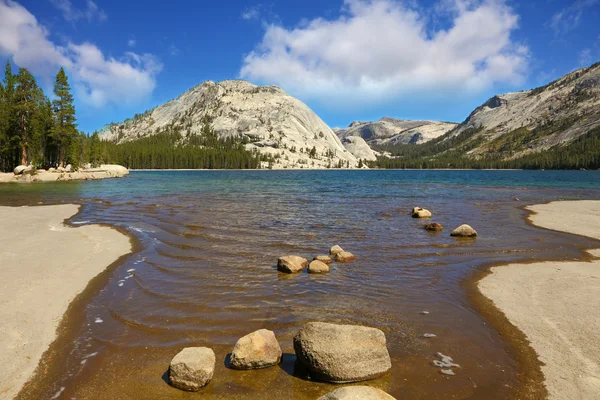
[1,0,599,133]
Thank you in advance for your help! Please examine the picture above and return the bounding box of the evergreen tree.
[51,67,76,167]
[89,131,101,167]
[14,68,43,166]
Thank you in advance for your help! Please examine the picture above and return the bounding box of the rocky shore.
[0,164,129,183]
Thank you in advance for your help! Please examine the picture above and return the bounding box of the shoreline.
[0,205,133,399]
[478,200,600,399]
[0,164,129,184]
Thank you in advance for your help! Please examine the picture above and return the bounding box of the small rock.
[230,329,282,370]
[314,255,333,264]
[330,245,344,256]
[424,222,443,231]
[169,347,215,391]
[277,255,307,273]
[294,322,392,383]
[514,197,520,201]
[308,260,330,274]
[450,224,478,237]
[317,386,397,400]
[335,251,356,263]
[441,369,455,376]
[420,311,430,315]
[412,207,432,218]
[423,333,437,338]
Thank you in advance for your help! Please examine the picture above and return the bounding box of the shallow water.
[3,170,600,399]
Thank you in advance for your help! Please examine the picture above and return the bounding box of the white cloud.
[241,5,261,20]
[240,0,528,106]
[0,0,161,108]
[128,39,136,47]
[548,0,599,36]
[50,0,107,23]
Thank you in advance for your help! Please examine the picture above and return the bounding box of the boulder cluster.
[5,164,129,183]
[277,245,356,275]
[413,206,478,238]
[169,322,395,398]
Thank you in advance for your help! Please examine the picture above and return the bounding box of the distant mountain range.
[100,61,600,169]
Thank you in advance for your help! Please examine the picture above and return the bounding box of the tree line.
[0,62,100,171]
[369,126,600,170]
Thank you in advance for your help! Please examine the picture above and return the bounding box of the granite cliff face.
[335,118,457,146]
[99,80,357,169]
[447,62,600,158]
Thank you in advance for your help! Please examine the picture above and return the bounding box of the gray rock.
[318,386,396,400]
[335,251,356,263]
[13,165,30,175]
[230,329,282,370]
[169,347,215,391]
[424,222,443,231]
[314,255,333,264]
[308,260,330,274]
[412,207,432,218]
[330,245,344,256]
[450,224,478,237]
[293,322,392,383]
[277,255,307,273]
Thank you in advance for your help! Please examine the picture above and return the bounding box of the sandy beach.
[479,200,600,400]
[0,205,132,400]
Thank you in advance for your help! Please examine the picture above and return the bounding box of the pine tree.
[89,131,101,167]
[51,67,76,167]
[358,158,363,168]
[1,62,17,169]
[14,68,42,166]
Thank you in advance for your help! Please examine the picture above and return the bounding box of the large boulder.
[13,165,32,175]
[308,260,330,274]
[277,256,307,273]
[412,207,432,218]
[450,224,478,237]
[335,251,356,263]
[64,164,72,172]
[100,164,129,176]
[169,347,215,391]
[293,322,391,383]
[318,386,396,400]
[330,245,344,256]
[314,255,333,264]
[230,329,282,370]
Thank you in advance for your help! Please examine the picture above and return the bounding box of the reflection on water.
[4,170,600,399]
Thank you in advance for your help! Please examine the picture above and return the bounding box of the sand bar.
[479,200,600,400]
[0,204,132,399]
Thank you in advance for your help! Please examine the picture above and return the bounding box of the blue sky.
[1,0,599,133]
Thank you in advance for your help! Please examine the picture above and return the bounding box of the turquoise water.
[4,170,600,400]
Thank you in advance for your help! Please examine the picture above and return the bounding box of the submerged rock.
[293,322,392,383]
[424,222,443,231]
[230,329,282,370]
[412,207,432,218]
[450,224,478,237]
[314,255,333,264]
[169,347,215,391]
[308,260,330,274]
[330,245,344,256]
[335,251,356,263]
[318,386,396,400]
[277,255,307,273]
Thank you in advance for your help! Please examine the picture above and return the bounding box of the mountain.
[449,61,600,159]
[99,80,357,169]
[335,118,458,146]
[372,61,600,169]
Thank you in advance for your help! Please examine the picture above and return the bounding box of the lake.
[4,170,600,399]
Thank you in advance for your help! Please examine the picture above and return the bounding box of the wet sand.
[0,205,132,399]
[479,201,600,400]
